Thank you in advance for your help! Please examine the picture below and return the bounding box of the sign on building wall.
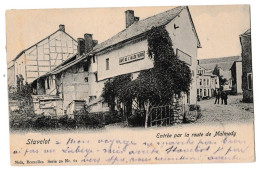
[176,49,191,65]
[119,51,145,65]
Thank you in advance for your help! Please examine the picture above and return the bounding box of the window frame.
[106,58,109,70]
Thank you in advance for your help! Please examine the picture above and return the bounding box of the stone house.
[196,64,219,100]
[240,29,253,102]
[230,59,242,94]
[31,34,99,116]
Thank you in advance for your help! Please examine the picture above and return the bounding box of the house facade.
[32,6,201,116]
[196,64,219,100]
[240,29,253,102]
[199,56,242,91]
[93,6,200,108]
[7,25,78,87]
[31,34,100,116]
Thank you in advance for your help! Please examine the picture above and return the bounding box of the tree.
[213,64,227,86]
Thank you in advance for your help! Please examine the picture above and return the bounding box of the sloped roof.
[12,28,77,62]
[93,6,201,53]
[197,64,207,70]
[199,56,241,71]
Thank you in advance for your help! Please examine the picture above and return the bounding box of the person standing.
[221,90,224,104]
[223,91,228,105]
[214,89,220,104]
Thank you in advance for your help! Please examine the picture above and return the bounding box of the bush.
[103,111,122,125]
[73,109,104,128]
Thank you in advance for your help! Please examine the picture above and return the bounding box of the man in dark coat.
[214,89,220,104]
[221,90,224,104]
[223,91,228,105]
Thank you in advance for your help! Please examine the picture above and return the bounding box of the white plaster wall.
[96,39,153,81]
[62,66,89,110]
[166,8,198,104]
[236,62,243,93]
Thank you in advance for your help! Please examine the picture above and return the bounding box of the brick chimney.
[59,24,65,31]
[77,38,85,55]
[84,33,93,54]
[125,10,135,28]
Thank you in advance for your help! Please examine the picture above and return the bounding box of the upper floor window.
[94,73,98,82]
[106,58,109,70]
[93,56,96,63]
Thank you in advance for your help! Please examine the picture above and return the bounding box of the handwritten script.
[11,130,253,165]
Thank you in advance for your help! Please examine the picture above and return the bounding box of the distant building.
[199,56,241,91]
[196,64,219,100]
[230,59,242,94]
[240,29,253,102]
[32,6,201,116]
[7,25,78,87]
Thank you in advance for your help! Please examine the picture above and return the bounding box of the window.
[84,77,88,82]
[93,56,96,63]
[200,79,202,85]
[89,96,97,103]
[207,79,209,86]
[106,58,109,70]
[46,77,50,89]
[247,73,253,90]
[94,73,98,82]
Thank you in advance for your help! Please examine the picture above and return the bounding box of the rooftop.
[199,56,241,71]
[93,6,201,53]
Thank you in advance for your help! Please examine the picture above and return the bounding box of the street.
[195,94,254,126]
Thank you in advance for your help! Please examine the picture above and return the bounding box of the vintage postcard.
[6,5,254,166]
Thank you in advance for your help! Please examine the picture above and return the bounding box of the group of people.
[214,89,228,105]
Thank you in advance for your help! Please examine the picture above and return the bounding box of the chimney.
[59,24,65,31]
[77,38,85,55]
[84,33,93,54]
[92,40,98,47]
[125,10,135,28]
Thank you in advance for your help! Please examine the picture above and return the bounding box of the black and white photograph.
[1,1,257,167]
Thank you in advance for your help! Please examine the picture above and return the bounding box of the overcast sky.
[5,5,250,62]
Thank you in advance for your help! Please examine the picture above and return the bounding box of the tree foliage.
[212,64,227,86]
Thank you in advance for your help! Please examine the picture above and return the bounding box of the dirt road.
[195,95,254,126]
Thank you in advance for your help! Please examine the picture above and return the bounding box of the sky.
[5,5,250,62]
